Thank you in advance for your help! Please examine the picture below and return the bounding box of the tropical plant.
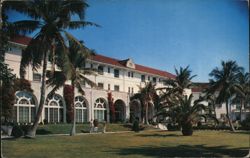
[138,82,157,125]
[157,66,196,124]
[46,39,96,136]
[231,70,250,121]
[208,60,243,132]
[3,0,97,137]
[160,95,206,136]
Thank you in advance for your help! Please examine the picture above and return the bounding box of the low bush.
[240,116,250,130]
[11,125,24,138]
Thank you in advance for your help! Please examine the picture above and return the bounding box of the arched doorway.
[75,96,89,123]
[45,94,65,123]
[129,99,141,123]
[94,98,108,121]
[14,91,37,123]
[114,99,126,122]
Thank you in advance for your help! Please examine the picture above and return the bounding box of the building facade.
[5,36,176,124]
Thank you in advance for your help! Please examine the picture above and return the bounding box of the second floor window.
[141,75,145,82]
[98,83,104,89]
[114,69,119,78]
[114,85,119,91]
[98,65,104,75]
[153,77,157,83]
[33,73,41,82]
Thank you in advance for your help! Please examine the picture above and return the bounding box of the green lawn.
[3,130,249,158]
[34,123,134,135]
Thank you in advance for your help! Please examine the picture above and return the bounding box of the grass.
[3,130,249,158]
[33,123,134,135]
[30,123,155,135]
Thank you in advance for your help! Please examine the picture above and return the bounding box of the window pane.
[83,109,87,122]
[31,107,36,122]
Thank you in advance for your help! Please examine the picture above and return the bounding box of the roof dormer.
[119,58,135,69]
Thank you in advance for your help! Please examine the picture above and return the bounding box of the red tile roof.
[10,35,32,46]
[10,36,176,79]
[191,82,209,92]
[91,54,176,79]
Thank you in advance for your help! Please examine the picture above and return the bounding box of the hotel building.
[5,36,248,124]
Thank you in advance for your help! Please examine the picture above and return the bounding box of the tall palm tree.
[138,82,157,125]
[3,0,97,137]
[174,66,196,95]
[47,37,96,136]
[232,70,249,121]
[208,60,242,132]
[157,66,196,120]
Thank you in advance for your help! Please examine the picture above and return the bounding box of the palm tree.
[47,38,96,136]
[173,66,196,95]
[232,70,249,121]
[158,94,206,136]
[208,60,243,132]
[157,66,196,122]
[138,82,157,125]
[4,0,97,137]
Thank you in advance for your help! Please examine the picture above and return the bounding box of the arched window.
[94,98,107,121]
[75,96,88,123]
[45,94,64,123]
[14,91,36,123]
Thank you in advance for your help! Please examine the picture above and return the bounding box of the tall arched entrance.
[14,91,37,123]
[75,96,89,123]
[114,99,126,122]
[44,94,65,123]
[94,98,108,121]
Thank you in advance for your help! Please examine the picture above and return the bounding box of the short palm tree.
[4,0,97,137]
[157,66,196,123]
[208,60,242,132]
[47,38,96,136]
[162,95,206,136]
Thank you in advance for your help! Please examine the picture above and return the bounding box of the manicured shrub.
[240,116,250,130]
[11,125,24,138]
[93,119,99,127]
[132,118,140,132]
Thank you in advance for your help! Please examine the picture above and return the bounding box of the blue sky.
[7,0,249,82]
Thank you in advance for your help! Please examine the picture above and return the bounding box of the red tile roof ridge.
[10,36,176,79]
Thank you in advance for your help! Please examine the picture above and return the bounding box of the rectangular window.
[108,84,110,90]
[128,87,130,93]
[141,75,145,82]
[131,87,134,94]
[98,83,104,89]
[98,66,104,75]
[108,67,110,73]
[114,85,120,91]
[19,107,29,123]
[33,73,41,82]
[131,72,134,78]
[128,72,130,77]
[153,77,157,83]
[114,69,119,78]
[148,76,151,81]
[91,64,93,69]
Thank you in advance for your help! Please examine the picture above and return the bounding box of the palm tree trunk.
[239,100,243,121]
[225,100,235,132]
[70,84,76,136]
[145,102,149,125]
[27,51,48,138]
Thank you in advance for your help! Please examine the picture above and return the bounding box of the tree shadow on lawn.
[136,133,180,138]
[106,144,248,157]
